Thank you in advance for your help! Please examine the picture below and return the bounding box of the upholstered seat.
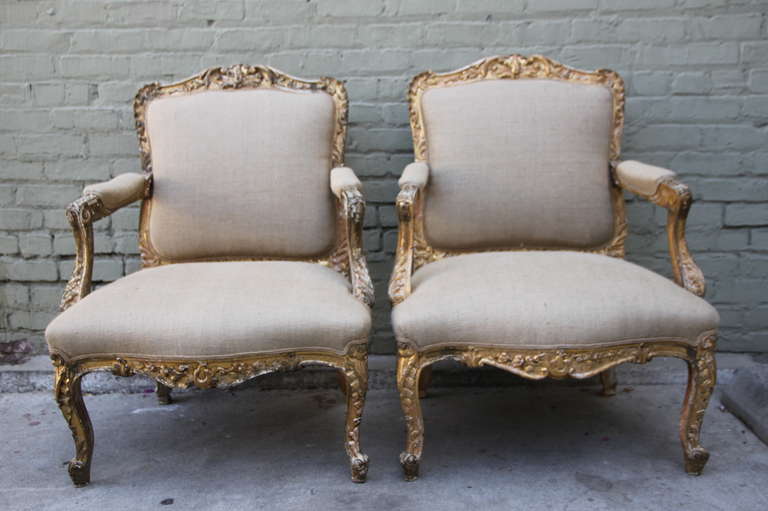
[393,251,718,349]
[47,262,371,361]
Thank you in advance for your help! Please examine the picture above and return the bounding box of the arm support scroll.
[389,162,430,305]
[615,161,705,297]
[331,167,375,307]
[60,173,152,310]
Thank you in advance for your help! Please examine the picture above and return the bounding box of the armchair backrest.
[410,55,627,254]
[134,65,347,265]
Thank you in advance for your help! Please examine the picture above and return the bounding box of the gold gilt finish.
[54,65,372,486]
[390,55,715,480]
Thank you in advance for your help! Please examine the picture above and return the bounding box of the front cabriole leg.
[343,344,369,483]
[52,356,94,487]
[680,333,717,475]
[397,342,424,481]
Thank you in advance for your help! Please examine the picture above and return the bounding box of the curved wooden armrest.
[60,173,152,311]
[332,167,374,307]
[614,162,706,297]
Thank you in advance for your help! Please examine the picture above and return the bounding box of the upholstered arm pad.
[83,173,148,213]
[398,161,429,188]
[615,160,676,197]
[330,166,362,198]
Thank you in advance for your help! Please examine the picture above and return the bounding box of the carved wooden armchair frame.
[52,65,374,486]
[389,55,715,480]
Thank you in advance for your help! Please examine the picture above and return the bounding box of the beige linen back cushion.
[421,79,616,250]
[145,88,336,260]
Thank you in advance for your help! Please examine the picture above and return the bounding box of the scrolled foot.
[156,383,172,405]
[350,454,369,483]
[684,447,710,476]
[599,369,617,397]
[67,459,91,487]
[400,452,420,481]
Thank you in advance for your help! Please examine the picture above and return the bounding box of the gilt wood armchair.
[389,55,719,481]
[45,65,374,486]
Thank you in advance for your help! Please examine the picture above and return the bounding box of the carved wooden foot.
[599,368,617,396]
[680,334,716,475]
[343,345,369,483]
[397,343,424,481]
[156,382,172,405]
[52,357,94,487]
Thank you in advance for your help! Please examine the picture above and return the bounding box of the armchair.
[389,55,719,480]
[46,65,374,486]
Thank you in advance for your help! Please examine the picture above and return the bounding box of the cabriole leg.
[343,345,369,483]
[680,334,716,475]
[418,365,433,399]
[397,343,424,481]
[52,358,94,487]
[599,368,617,396]
[156,382,172,405]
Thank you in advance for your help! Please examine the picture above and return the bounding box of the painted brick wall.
[1,0,767,355]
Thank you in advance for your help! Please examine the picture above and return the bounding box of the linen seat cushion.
[46,262,370,361]
[392,252,718,349]
[421,79,616,250]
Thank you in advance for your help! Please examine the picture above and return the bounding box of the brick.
[0,284,28,308]
[671,73,712,95]
[701,126,767,151]
[30,83,66,107]
[317,0,385,17]
[19,233,52,258]
[456,0,524,14]
[1,162,44,181]
[0,185,15,205]
[600,0,676,10]
[725,204,768,226]
[526,0,597,13]
[0,260,58,282]
[697,179,767,202]
[628,72,671,96]
[57,56,131,79]
[425,23,500,47]
[17,185,81,207]
[105,2,178,26]
[16,133,84,158]
[0,55,54,80]
[689,14,763,40]
[30,285,62,312]
[178,1,245,23]
[743,42,768,64]
[0,30,72,52]
[0,84,28,106]
[0,210,44,230]
[397,0,457,16]
[0,236,18,255]
[215,29,287,52]
[44,158,111,181]
[749,69,768,94]
[244,0,316,23]
[88,133,138,157]
[51,108,120,130]
[71,30,145,53]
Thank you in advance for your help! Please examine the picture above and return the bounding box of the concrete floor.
[1,384,767,511]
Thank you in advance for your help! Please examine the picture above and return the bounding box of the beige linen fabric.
[399,161,430,188]
[145,88,337,260]
[421,79,615,250]
[330,166,362,197]
[83,173,146,213]
[46,261,370,361]
[392,251,718,349]
[616,160,676,196]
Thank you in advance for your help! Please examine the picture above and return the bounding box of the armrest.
[60,173,152,310]
[330,167,374,307]
[389,162,430,305]
[614,161,705,297]
[83,173,149,214]
[615,160,676,196]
